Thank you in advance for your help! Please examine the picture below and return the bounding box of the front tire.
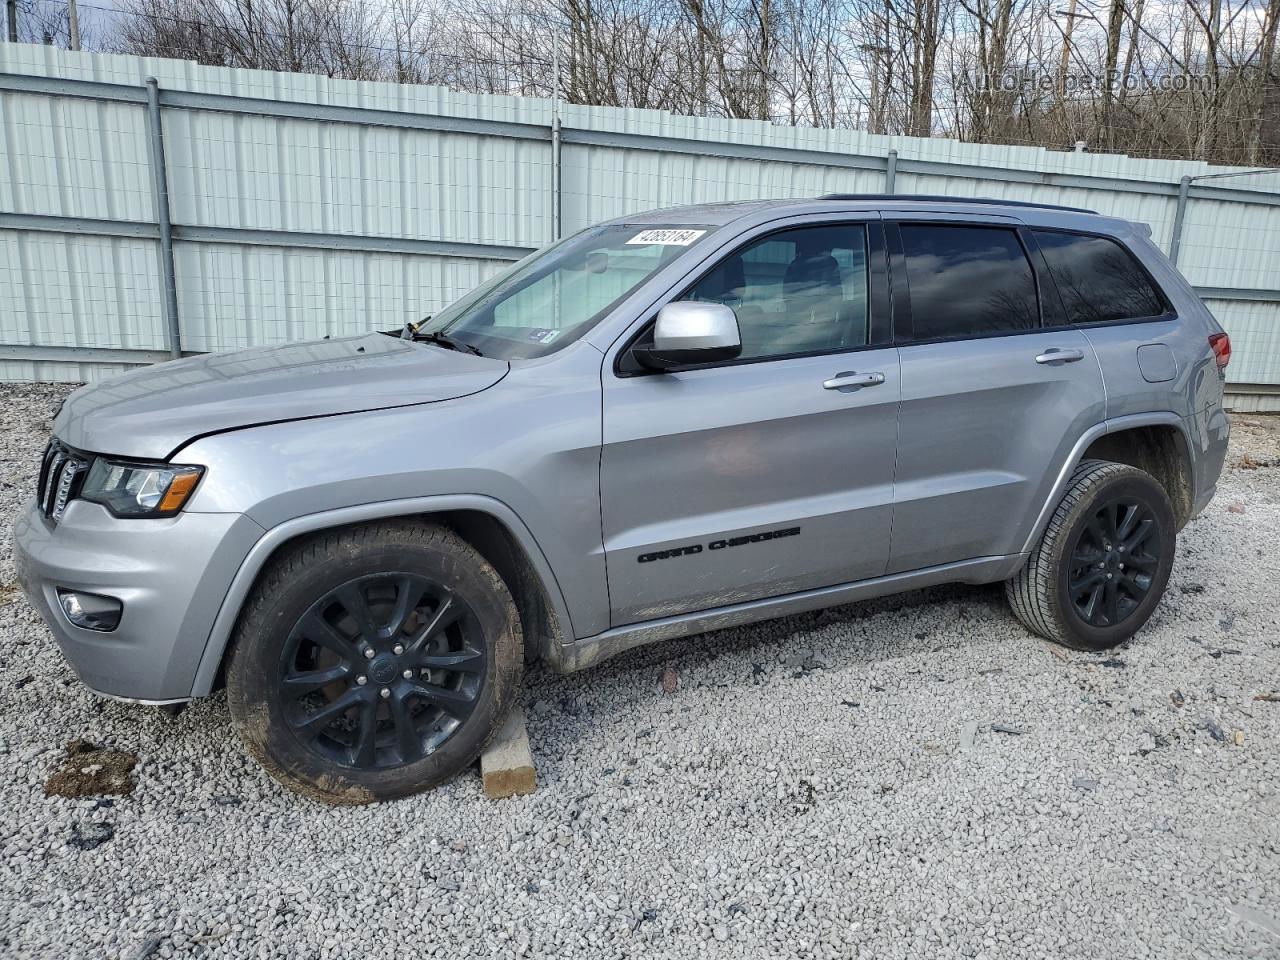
[225,521,522,804]
[1006,460,1175,651]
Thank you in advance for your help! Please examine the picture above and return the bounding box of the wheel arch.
[1018,412,1195,557]
[189,495,575,697]
[1079,422,1194,528]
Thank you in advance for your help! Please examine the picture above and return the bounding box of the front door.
[600,220,900,626]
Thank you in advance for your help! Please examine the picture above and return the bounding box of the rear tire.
[1006,459,1175,651]
[225,520,522,804]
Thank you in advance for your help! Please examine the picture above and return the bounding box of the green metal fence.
[2,45,1278,405]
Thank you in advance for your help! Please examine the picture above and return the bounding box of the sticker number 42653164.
[626,229,707,246]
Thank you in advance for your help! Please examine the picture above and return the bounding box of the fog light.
[57,589,123,632]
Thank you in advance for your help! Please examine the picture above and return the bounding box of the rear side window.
[1032,230,1166,324]
[899,224,1039,341]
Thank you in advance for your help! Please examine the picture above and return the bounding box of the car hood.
[54,333,510,461]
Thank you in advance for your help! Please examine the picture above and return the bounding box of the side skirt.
[546,553,1027,673]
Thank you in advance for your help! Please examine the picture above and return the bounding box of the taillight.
[1209,333,1231,370]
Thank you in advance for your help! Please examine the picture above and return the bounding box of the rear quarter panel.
[1080,228,1222,421]
[1075,227,1229,508]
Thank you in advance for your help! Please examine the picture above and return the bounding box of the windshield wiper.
[414,330,484,357]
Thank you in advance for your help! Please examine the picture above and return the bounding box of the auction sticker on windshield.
[626,229,707,246]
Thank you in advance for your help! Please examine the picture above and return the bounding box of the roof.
[613,194,1102,228]
[818,193,1096,213]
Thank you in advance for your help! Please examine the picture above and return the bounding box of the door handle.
[823,371,886,391]
[1035,348,1086,365]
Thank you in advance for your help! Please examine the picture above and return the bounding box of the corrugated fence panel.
[1176,198,1280,383]
[164,115,550,246]
[1202,298,1280,384]
[1177,197,1280,292]
[0,359,139,382]
[174,245,505,351]
[0,91,153,221]
[0,44,1278,394]
[561,145,888,231]
[1,232,164,348]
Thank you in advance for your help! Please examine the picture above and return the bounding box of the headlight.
[80,459,204,517]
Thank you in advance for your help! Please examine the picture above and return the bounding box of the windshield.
[421,224,716,359]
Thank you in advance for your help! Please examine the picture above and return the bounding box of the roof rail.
[818,193,1097,214]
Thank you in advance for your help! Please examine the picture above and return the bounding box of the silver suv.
[14,196,1231,803]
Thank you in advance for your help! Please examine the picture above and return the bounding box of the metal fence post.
[551,120,562,242]
[145,77,183,359]
[1169,174,1192,266]
[550,32,562,242]
[886,149,898,194]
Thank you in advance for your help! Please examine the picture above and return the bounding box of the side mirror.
[633,301,742,371]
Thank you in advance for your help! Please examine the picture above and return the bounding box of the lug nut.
[380,688,391,699]
[1118,545,1125,553]
[402,669,414,679]
[393,644,405,655]
[356,675,368,686]
[1106,573,1114,580]
[363,648,375,660]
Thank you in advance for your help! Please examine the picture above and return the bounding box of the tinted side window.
[681,223,869,360]
[1032,231,1165,324]
[899,225,1039,341]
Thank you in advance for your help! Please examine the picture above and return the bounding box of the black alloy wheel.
[1005,459,1176,651]
[280,573,486,770]
[226,521,522,804]
[1066,498,1163,628]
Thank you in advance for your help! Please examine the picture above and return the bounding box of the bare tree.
[1247,0,1280,160]
[76,0,1274,164]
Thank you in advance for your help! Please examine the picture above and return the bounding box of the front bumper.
[12,499,263,701]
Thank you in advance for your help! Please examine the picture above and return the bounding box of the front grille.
[36,439,89,522]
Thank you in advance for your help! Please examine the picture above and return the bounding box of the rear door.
[600,218,899,626]
[887,217,1106,574]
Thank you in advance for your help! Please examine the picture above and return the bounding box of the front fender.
[188,493,576,696]
[176,350,609,667]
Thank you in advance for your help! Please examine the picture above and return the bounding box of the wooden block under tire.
[481,706,536,798]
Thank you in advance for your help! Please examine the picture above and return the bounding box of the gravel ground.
[2,380,1279,960]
